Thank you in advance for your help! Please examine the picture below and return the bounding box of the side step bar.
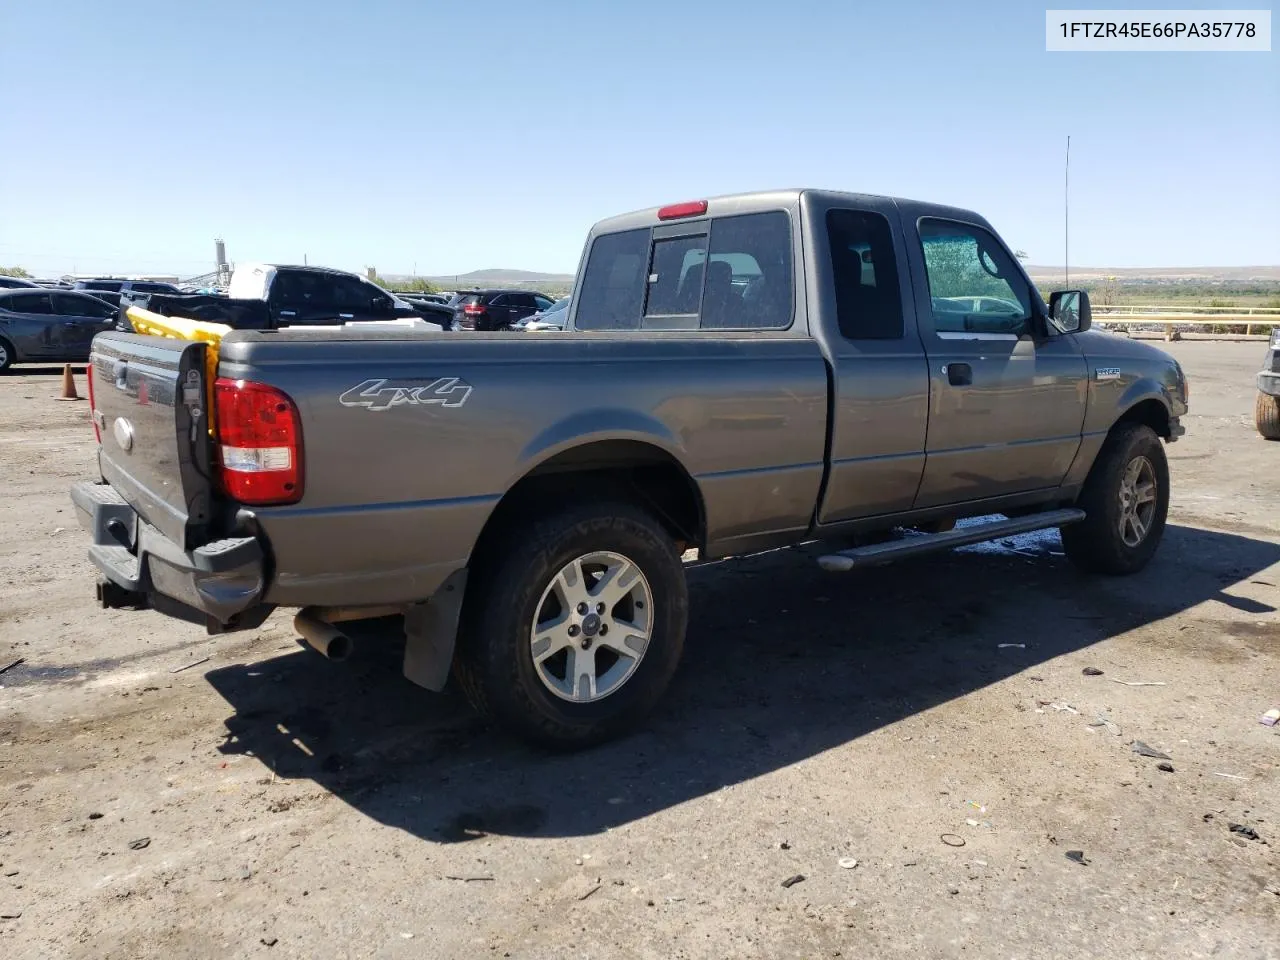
[817,508,1086,572]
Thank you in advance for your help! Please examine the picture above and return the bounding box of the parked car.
[394,292,457,328]
[0,276,40,289]
[516,296,571,331]
[452,289,558,331]
[120,264,443,332]
[71,188,1188,748]
[0,288,120,370]
[1256,328,1280,439]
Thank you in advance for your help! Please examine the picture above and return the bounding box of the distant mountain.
[384,268,575,287]
[1025,264,1280,282]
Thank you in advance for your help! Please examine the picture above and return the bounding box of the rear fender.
[511,408,688,487]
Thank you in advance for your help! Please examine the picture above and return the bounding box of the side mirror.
[1049,289,1091,334]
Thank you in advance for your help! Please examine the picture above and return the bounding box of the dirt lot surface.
[1,343,1277,959]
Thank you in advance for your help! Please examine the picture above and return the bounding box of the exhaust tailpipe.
[294,610,353,662]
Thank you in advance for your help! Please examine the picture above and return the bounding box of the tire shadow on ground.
[205,522,1279,844]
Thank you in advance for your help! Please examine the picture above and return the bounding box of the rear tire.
[1061,423,1169,575]
[0,337,14,373]
[453,499,688,749]
[1257,391,1280,440]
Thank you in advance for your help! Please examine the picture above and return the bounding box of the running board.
[817,508,1087,572]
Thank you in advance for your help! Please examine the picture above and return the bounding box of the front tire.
[454,500,688,749]
[1061,423,1169,575]
[1257,391,1280,440]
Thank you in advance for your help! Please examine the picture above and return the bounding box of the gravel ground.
[1,342,1277,960]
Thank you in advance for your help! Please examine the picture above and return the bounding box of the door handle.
[945,362,973,386]
[339,313,354,319]
[278,310,296,317]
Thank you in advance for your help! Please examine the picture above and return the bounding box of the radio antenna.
[1064,135,1071,287]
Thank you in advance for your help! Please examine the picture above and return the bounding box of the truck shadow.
[206,522,1279,844]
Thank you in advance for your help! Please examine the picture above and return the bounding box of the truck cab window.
[702,211,792,330]
[918,220,1032,335]
[645,235,708,321]
[826,209,903,340]
[576,228,648,330]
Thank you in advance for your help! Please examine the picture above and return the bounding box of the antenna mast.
[1064,135,1071,286]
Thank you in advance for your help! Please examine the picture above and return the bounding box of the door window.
[53,293,114,318]
[534,294,555,311]
[826,209,904,340]
[5,292,53,315]
[918,220,1032,335]
[331,277,374,311]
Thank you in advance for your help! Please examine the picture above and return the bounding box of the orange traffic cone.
[55,363,82,401]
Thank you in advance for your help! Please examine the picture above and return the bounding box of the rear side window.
[826,209,904,340]
[576,229,648,330]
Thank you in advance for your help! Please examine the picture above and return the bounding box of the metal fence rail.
[1092,305,1279,337]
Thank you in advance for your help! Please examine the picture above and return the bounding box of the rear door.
[807,197,931,523]
[901,212,1088,507]
[1,291,59,357]
[486,294,514,329]
[271,271,337,325]
[52,292,117,359]
[506,293,540,326]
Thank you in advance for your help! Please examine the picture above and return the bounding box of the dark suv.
[451,289,558,331]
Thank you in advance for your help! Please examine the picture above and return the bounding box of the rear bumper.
[71,480,269,629]
[1259,370,1280,398]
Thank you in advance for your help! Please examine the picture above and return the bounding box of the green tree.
[0,265,32,278]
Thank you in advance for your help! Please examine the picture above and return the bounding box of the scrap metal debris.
[780,874,806,888]
[1131,741,1172,760]
[170,656,211,674]
[1111,679,1166,687]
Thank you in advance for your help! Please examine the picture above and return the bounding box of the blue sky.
[2,0,1276,278]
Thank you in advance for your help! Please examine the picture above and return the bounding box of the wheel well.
[470,441,705,564]
[1115,398,1170,439]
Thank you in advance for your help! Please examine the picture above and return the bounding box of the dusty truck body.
[73,189,1188,747]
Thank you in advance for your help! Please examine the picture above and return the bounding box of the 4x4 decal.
[339,377,473,412]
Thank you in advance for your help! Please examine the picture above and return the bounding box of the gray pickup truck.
[72,189,1188,747]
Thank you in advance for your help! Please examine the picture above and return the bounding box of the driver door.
[903,215,1088,508]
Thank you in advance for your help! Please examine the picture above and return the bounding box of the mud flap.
[402,569,468,691]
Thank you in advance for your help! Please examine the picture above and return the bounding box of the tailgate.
[90,332,216,550]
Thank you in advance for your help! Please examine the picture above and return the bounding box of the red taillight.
[213,378,303,505]
[86,362,101,444]
[657,200,708,220]
[463,302,486,314]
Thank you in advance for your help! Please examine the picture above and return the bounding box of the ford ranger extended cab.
[72,189,1188,748]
